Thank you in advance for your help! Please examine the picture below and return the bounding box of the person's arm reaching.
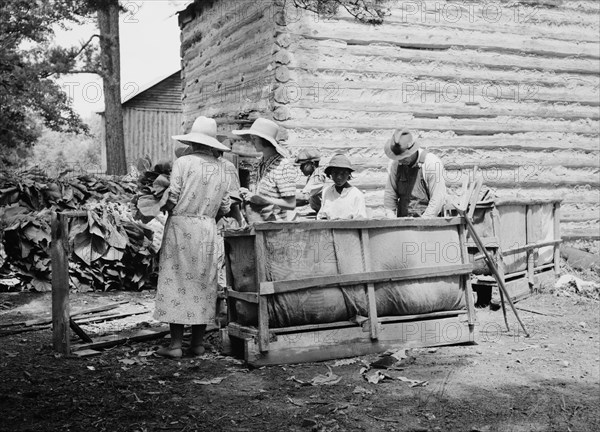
[383,160,399,218]
[421,154,446,218]
[162,158,183,213]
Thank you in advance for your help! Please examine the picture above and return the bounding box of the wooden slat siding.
[273,2,599,239]
[179,0,278,127]
[123,108,183,166]
[123,72,182,112]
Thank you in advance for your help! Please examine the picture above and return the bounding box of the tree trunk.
[97,0,127,175]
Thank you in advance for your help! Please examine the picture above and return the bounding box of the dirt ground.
[1,282,599,432]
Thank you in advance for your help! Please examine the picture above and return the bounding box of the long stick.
[459,210,530,337]
[498,288,510,331]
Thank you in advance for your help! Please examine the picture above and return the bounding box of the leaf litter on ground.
[193,376,228,385]
[287,365,342,386]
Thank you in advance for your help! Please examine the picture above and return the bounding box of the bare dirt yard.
[1,279,599,432]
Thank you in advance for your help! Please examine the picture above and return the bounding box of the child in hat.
[317,154,367,220]
[295,148,327,213]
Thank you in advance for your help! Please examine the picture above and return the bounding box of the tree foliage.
[290,0,390,24]
[0,1,98,166]
[27,114,103,174]
[0,0,127,172]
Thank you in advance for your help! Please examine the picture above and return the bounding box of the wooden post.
[525,205,535,287]
[457,223,476,327]
[359,229,379,340]
[553,202,561,275]
[51,212,70,354]
[254,231,269,352]
[460,211,529,337]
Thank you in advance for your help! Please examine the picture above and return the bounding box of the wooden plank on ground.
[22,300,131,327]
[241,315,474,366]
[71,328,170,352]
[72,349,102,358]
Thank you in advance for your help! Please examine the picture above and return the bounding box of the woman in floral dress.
[154,116,231,358]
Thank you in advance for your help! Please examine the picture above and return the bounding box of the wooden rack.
[224,218,476,366]
[470,199,562,302]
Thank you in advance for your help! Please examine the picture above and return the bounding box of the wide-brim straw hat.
[324,154,354,175]
[384,128,420,161]
[172,116,231,152]
[294,148,321,165]
[231,118,289,158]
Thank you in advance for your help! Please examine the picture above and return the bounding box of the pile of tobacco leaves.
[0,168,160,292]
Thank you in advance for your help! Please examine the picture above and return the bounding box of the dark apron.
[395,150,430,217]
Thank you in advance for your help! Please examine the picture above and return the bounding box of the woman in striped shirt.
[233,118,296,221]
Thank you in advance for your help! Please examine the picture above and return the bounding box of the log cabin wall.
[178,0,280,137]
[179,0,599,240]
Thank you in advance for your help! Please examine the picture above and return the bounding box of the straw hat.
[232,118,289,157]
[324,154,354,176]
[294,148,321,165]
[172,116,231,152]
[384,128,420,161]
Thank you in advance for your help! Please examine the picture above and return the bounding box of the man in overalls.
[383,129,446,218]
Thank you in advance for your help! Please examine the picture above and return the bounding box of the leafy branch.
[290,0,390,24]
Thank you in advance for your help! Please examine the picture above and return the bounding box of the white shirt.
[317,184,368,220]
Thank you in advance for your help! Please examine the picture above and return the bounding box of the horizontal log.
[279,117,600,135]
[352,168,599,189]
[289,17,599,59]
[323,153,599,171]
[259,263,473,295]
[278,80,599,107]
[561,229,600,240]
[287,38,600,76]
[283,96,599,122]
[286,45,600,91]
[380,5,600,43]
[361,187,599,206]
[182,0,270,51]
[285,132,600,152]
[184,53,273,85]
